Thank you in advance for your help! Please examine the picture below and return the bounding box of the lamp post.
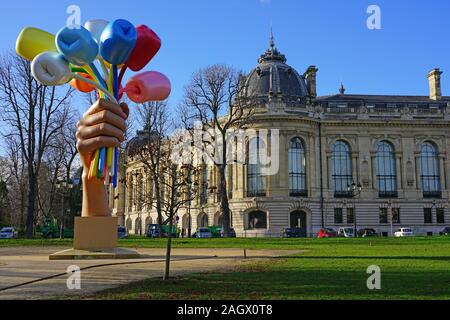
[347,182,362,237]
[56,180,74,239]
[388,199,393,237]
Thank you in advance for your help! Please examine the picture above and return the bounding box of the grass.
[3,236,450,299]
[92,237,450,300]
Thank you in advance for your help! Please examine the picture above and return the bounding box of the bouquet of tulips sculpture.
[15,19,171,188]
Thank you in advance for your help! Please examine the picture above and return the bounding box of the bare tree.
[180,64,253,237]
[127,101,170,237]
[159,134,199,280]
[2,136,28,230]
[0,53,72,237]
[37,112,79,222]
[0,157,10,226]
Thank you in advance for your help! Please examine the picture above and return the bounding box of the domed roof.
[126,129,159,157]
[243,33,307,101]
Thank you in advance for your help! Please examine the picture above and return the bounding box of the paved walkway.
[0,247,301,300]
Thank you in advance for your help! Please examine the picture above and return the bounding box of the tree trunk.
[26,173,37,238]
[218,163,232,237]
[153,172,163,238]
[164,214,174,280]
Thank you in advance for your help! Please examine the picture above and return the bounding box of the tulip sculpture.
[16,20,171,188]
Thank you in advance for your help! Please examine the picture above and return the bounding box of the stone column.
[439,154,446,191]
[395,152,403,190]
[308,134,316,197]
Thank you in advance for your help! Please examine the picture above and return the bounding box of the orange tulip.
[70,73,96,93]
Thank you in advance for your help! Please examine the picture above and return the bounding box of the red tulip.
[125,25,161,72]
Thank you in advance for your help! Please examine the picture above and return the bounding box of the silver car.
[197,228,212,239]
[0,227,18,239]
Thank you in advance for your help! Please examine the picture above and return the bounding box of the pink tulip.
[124,71,171,103]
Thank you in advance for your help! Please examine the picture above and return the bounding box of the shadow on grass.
[286,256,450,262]
[95,266,450,300]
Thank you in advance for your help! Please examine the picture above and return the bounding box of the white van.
[394,228,414,237]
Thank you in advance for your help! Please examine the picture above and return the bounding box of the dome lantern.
[243,31,308,102]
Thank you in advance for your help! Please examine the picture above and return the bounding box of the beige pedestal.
[74,216,118,250]
[49,216,140,260]
[49,247,141,260]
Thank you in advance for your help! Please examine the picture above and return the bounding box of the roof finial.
[269,27,275,50]
[339,82,346,94]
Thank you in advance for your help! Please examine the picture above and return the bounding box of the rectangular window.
[347,208,355,224]
[392,208,401,224]
[424,208,433,224]
[334,208,343,224]
[379,208,388,224]
[437,208,445,224]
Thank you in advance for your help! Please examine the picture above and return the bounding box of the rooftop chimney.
[305,66,318,99]
[428,68,443,100]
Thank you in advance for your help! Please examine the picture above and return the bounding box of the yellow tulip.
[16,27,57,61]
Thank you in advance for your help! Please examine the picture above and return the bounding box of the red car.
[317,228,337,238]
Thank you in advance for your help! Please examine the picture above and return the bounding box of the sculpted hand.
[76,99,129,171]
[76,99,129,217]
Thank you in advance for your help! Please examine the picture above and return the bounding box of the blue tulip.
[100,19,137,65]
[56,25,98,66]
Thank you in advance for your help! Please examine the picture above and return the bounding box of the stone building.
[113,36,450,237]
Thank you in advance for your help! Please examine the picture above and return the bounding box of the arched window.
[200,166,209,205]
[126,218,132,232]
[332,141,353,197]
[137,175,143,211]
[247,210,267,230]
[289,137,307,197]
[145,216,153,232]
[127,175,134,212]
[135,217,142,236]
[420,142,441,198]
[247,137,266,197]
[376,141,397,197]
[198,214,209,227]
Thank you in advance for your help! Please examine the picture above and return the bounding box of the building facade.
[113,38,450,237]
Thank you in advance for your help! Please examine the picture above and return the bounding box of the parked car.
[358,228,378,238]
[197,227,213,239]
[146,224,177,238]
[146,224,161,238]
[282,228,304,238]
[394,228,414,237]
[440,227,450,236]
[338,227,355,238]
[220,228,237,238]
[317,228,337,238]
[0,227,18,239]
[118,226,128,239]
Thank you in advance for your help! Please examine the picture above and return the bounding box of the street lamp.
[56,180,74,239]
[347,182,362,237]
[388,199,393,237]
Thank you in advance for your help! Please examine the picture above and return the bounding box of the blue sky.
[1,0,449,112]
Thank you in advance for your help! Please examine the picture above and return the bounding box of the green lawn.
[3,236,450,299]
[95,237,450,300]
